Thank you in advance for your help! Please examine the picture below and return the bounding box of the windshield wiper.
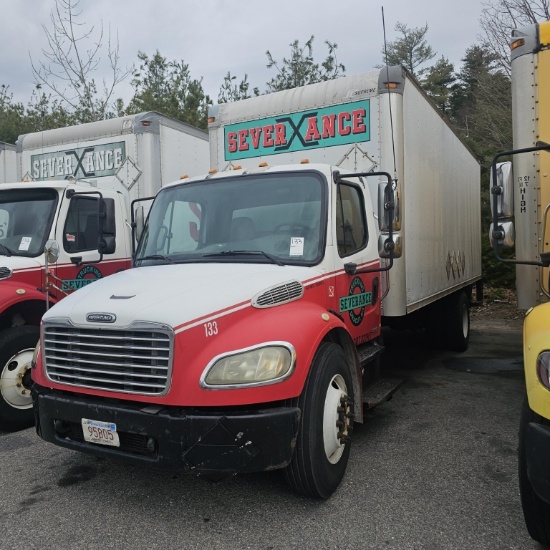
[137,254,174,263]
[202,250,285,266]
[0,244,13,257]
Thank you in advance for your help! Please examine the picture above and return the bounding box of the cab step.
[357,341,384,367]
[362,377,403,409]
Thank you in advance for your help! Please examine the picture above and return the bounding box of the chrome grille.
[253,280,303,308]
[43,324,173,395]
[0,267,12,279]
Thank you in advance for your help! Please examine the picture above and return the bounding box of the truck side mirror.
[378,183,400,232]
[100,198,116,235]
[490,161,514,218]
[99,198,116,255]
[134,205,145,243]
[99,236,116,255]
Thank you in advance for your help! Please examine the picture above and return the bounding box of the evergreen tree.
[451,45,513,287]
[421,57,455,113]
[381,23,436,77]
[218,72,259,103]
[0,85,74,144]
[126,51,211,129]
[265,36,345,92]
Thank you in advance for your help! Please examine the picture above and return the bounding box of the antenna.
[381,7,398,182]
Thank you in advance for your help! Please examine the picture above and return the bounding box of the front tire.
[0,326,39,431]
[284,343,354,499]
[518,397,550,545]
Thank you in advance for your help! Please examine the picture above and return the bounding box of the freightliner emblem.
[86,313,116,323]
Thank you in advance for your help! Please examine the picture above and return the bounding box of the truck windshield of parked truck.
[134,171,326,266]
[0,188,58,257]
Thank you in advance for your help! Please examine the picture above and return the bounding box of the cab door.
[331,178,381,346]
[49,192,129,300]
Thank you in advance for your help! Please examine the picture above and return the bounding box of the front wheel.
[284,343,354,499]
[0,326,39,431]
[518,397,550,545]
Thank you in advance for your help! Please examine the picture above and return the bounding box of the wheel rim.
[0,348,34,409]
[323,374,351,464]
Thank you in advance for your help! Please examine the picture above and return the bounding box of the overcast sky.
[2,0,486,108]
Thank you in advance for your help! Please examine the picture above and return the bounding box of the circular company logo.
[77,265,103,281]
[348,277,366,326]
[62,265,104,292]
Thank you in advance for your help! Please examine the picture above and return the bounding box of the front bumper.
[32,384,301,478]
[526,420,550,503]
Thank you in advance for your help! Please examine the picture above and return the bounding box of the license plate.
[81,418,120,447]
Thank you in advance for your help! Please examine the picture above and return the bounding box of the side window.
[63,197,99,253]
[336,183,368,257]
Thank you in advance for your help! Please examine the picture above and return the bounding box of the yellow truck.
[491,20,550,545]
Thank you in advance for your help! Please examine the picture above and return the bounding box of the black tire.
[443,291,470,352]
[424,301,445,348]
[0,326,39,432]
[284,342,354,499]
[518,397,550,546]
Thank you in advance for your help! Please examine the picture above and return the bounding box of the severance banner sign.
[224,99,370,161]
[30,141,126,181]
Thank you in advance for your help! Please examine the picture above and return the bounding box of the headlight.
[31,341,41,369]
[201,343,295,388]
[537,351,550,390]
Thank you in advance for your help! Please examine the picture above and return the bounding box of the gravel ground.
[471,287,524,329]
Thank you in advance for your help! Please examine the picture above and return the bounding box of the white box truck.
[209,65,482,336]
[31,67,481,498]
[0,142,16,183]
[0,112,208,430]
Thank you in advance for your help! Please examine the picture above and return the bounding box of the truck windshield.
[135,171,326,266]
[0,188,58,257]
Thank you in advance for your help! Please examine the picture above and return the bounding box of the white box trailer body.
[17,111,209,214]
[0,142,16,184]
[208,66,481,318]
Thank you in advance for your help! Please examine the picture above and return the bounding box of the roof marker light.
[511,38,525,51]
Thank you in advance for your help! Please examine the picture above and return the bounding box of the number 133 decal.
[204,321,218,337]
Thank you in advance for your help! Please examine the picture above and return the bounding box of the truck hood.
[42,263,323,328]
[0,255,42,273]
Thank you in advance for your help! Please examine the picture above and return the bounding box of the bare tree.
[30,0,132,122]
[479,0,550,77]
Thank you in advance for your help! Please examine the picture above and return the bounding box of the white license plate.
[81,418,120,447]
